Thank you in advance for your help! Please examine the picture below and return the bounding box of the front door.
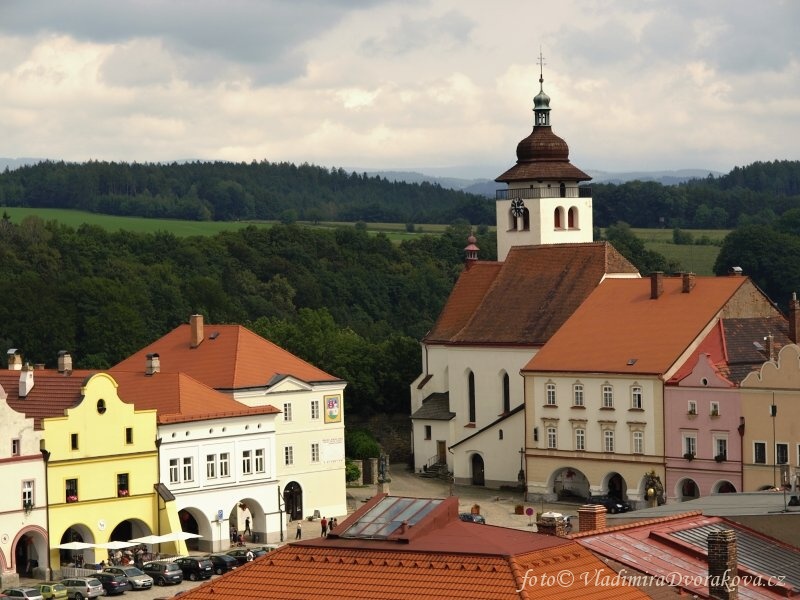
[471,454,485,486]
[283,482,303,521]
[436,440,446,464]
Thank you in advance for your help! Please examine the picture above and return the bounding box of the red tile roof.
[112,321,340,389]
[0,369,94,429]
[426,243,638,346]
[523,276,752,375]
[112,371,280,424]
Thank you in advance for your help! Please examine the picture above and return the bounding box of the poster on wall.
[324,394,342,424]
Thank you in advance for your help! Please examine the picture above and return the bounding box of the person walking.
[321,516,328,538]
[295,521,302,540]
[244,516,251,536]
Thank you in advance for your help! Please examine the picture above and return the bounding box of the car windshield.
[122,567,144,576]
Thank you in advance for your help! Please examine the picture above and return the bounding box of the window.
[688,401,697,415]
[424,425,432,440]
[631,386,643,409]
[117,473,129,497]
[573,384,584,406]
[468,371,476,423]
[777,443,789,465]
[715,438,727,460]
[311,399,320,420]
[22,480,33,507]
[206,454,217,479]
[604,430,615,453]
[12,439,20,456]
[633,431,644,454]
[684,435,697,457]
[502,373,510,413]
[284,446,294,466]
[754,442,766,464]
[169,458,179,483]
[125,427,133,444]
[219,453,230,477]
[602,385,614,408]
[545,382,557,405]
[546,427,557,449]
[66,478,78,503]
[499,429,504,440]
[311,443,320,463]
[575,429,585,451]
[242,450,252,475]
[710,401,720,416]
[70,433,79,450]
[283,403,292,422]
[255,448,265,473]
[182,457,194,482]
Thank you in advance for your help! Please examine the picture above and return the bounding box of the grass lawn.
[630,228,730,276]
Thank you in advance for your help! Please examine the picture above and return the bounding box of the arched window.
[559,182,566,198]
[502,373,510,413]
[554,207,561,229]
[568,206,577,229]
[522,207,530,231]
[468,371,476,423]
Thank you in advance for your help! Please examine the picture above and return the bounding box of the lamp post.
[771,398,777,488]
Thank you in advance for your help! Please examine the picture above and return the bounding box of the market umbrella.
[158,532,202,542]
[128,534,165,545]
[95,541,137,550]
[57,541,95,550]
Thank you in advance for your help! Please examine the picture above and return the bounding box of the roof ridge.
[567,510,705,538]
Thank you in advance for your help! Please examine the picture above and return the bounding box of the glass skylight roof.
[340,497,443,539]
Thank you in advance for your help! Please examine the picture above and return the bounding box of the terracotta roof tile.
[524,276,751,375]
[112,321,339,389]
[721,316,790,383]
[0,369,95,429]
[427,243,638,346]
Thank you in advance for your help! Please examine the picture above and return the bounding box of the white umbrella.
[57,541,94,550]
[96,541,137,550]
[128,535,165,545]
[158,531,202,542]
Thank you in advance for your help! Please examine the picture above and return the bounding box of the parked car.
[226,548,266,565]
[102,566,153,591]
[587,495,632,514]
[93,573,127,596]
[173,557,213,581]
[37,583,67,600]
[458,512,486,524]
[204,554,238,575]
[2,589,44,600]
[59,577,104,600]
[141,562,183,586]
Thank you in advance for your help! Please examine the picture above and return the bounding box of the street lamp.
[770,399,777,488]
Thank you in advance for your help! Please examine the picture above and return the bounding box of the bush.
[345,459,361,483]
[345,429,381,459]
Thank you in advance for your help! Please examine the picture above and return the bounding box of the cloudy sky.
[1,0,798,177]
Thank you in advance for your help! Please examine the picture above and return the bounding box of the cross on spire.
[537,48,546,87]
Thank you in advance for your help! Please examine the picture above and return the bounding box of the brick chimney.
[789,293,800,343]
[19,362,34,397]
[764,334,775,361]
[577,504,607,532]
[650,271,664,299]
[7,349,22,371]
[145,353,161,376]
[57,351,73,374]
[708,529,738,600]
[190,314,204,348]
[682,272,696,293]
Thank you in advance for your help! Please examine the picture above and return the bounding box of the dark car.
[458,513,486,524]
[225,548,266,565]
[94,572,127,596]
[587,495,632,514]
[173,557,213,581]
[141,562,183,586]
[204,554,238,575]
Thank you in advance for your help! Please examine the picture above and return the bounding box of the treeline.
[592,160,800,229]
[0,160,494,225]
[0,215,480,416]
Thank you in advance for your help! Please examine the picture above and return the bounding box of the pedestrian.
[296,520,302,540]
[328,517,335,532]
[230,525,237,543]
[332,517,338,530]
[321,516,328,538]
[246,549,254,562]
[244,516,251,536]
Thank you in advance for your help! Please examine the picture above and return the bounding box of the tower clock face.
[511,198,525,217]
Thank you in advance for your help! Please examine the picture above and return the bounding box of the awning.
[57,541,94,550]
[95,541,138,550]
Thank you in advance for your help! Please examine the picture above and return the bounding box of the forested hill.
[0,160,494,225]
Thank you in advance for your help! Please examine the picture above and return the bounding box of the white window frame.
[602,384,614,408]
[311,399,320,420]
[255,448,265,473]
[242,450,252,475]
[714,436,728,460]
[206,454,216,479]
[169,458,179,484]
[12,438,21,456]
[573,384,584,406]
[182,457,194,482]
[633,431,644,454]
[219,452,230,477]
[710,401,720,416]
[22,480,33,505]
[575,428,585,451]
[284,446,294,466]
[546,427,557,449]
[776,442,789,465]
[311,443,320,463]
[631,386,643,409]
[283,402,293,422]
[603,430,615,453]
[688,400,697,415]
[754,441,767,464]
[545,382,557,405]
[683,434,697,457]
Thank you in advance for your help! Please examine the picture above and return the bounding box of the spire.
[533,49,550,126]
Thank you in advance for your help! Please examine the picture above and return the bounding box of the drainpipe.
[277,487,284,542]
[41,448,51,578]
[737,417,745,493]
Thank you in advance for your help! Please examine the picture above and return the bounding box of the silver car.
[1,588,44,600]
[101,566,154,590]
[59,577,103,600]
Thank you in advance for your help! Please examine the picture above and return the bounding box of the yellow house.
[43,373,184,572]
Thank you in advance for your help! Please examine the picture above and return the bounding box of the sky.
[1,0,799,178]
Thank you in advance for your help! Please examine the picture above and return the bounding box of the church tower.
[495,56,593,261]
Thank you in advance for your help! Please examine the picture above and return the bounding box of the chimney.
[190,314,204,348]
[577,504,607,532]
[650,271,664,300]
[145,353,161,376]
[708,529,738,600]
[764,334,775,361]
[57,351,73,374]
[789,292,800,344]
[536,512,567,537]
[7,349,22,371]
[682,272,696,293]
[464,234,479,270]
[19,362,34,397]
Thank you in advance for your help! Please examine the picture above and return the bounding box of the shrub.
[345,429,381,459]
[345,459,361,483]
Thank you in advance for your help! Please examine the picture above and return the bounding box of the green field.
[1,208,728,273]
